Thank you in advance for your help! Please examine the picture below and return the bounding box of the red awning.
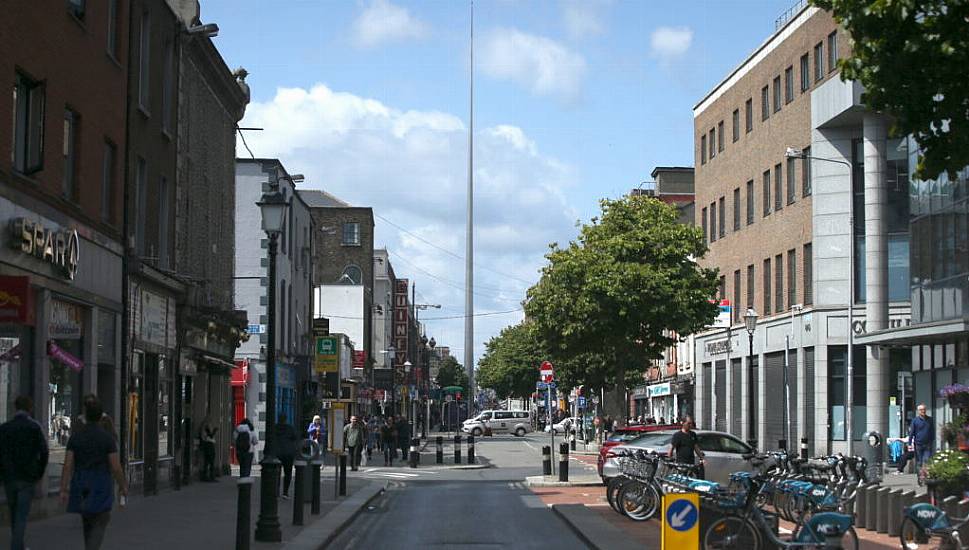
[231,359,249,386]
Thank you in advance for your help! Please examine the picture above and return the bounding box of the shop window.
[159,358,172,457]
[828,346,867,441]
[0,330,33,423]
[129,352,145,460]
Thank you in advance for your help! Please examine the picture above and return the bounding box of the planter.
[947,393,969,410]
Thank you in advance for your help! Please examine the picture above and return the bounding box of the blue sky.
[205,0,796,364]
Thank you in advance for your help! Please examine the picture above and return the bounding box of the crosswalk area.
[356,467,443,480]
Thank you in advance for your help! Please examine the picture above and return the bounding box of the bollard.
[310,458,322,515]
[292,460,307,526]
[558,442,569,482]
[236,476,254,550]
[778,439,787,451]
[855,484,868,526]
[887,489,903,537]
[338,454,347,497]
[570,430,576,452]
[542,446,552,476]
[409,438,419,468]
[800,437,808,459]
[876,486,891,533]
[436,436,444,464]
[957,497,969,542]
[468,436,476,464]
[865,482,879,531]
[454,435,462,464]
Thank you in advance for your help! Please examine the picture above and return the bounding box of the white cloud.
[561,0,610,39]
[239,84,579,363]
[479,28,587,103]
[352,0,428,49]
[649,26,693,62]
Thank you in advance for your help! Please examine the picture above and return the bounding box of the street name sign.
[661,492,698,549]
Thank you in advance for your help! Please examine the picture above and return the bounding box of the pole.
[310,457,321,515]
[255,234,282,542]
[436,436,444,464]
[236,477,253,550]
[464,0,475,414]
[747,331,756,449]
[338,454,347,496]
[558,442,569,482]
[292,460,306,526]
[782,334,789,451]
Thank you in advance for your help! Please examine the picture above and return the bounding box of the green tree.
[476,322,546,400]
[524,195,719,416]
[812,0,969,179]
[435,355,468,395]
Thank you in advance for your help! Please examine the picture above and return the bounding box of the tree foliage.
[434,355,468,395]
[523,196,720,413]
[812,0,969,179]
[476,322,547,400]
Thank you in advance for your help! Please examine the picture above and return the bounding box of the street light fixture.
[254,183,289,543]
[743,308,758,449]
[403,360,413,435]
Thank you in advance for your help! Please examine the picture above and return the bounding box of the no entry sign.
[539,360,554,383]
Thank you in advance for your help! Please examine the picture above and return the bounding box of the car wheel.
[515,427,526,437]
[472,428,482,437]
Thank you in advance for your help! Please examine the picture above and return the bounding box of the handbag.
[67,467,114,515]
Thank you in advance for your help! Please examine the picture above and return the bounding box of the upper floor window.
[732,109,740,142]
[107,0,119,59]
[342,222,361,246]
[802,146,812,197]
[13,72,46,174]
[762,169,771,217]
[745,98,753,133]
[814,42,824,82]
[138,9,151,112]
[745,179,754,225]
[786,157,797,205]
[701,207,708,245]
[784,66,794,104]
[717,121,724,152]
[733,187,741,231]
[761,86,769,121]
[709,201,717,243]
[774,163,783,211]
[800,53,810,92]
[63,109,79,201]
[772,75,782,113]
[700,134,707,164]
[162,41,175,135]
[827,31,838,73]
[709,128,716,159]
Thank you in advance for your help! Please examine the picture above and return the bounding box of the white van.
[463,410,533,437]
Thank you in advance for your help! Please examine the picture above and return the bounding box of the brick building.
[692,4,911,456]
[0,0,127,518]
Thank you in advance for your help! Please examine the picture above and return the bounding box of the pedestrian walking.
[343,416,366,471]
[895,403,935,476]
[79,394,118,441]
[199,417,218,481]
[395,416,410,461]
[668,415,705,479]
[0,395,49,550]
[366,416,379,460]
[307,415,326,449]
[59,396,128,550]
[380,417,397,466]
[275,415,299,498]
[233,418,258,477]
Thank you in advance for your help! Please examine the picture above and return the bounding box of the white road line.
[524,441,537,451]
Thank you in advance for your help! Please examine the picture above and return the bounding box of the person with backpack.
[0,395,49,550]
[234,418,258,477]
[275,415,299,498]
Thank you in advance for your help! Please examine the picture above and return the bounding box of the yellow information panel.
[661,492,699,550]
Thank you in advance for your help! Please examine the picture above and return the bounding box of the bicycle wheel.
[607,477,626,514]
[704,516,762,550]
[621,483,659,521]
[837,526,860,550]
[617,480,646,518]
[899,517,932,550]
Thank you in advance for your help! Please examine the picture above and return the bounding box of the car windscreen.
[607,430,647,443]
[625,432,674,448]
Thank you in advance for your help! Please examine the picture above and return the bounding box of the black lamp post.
[254,185,289,542]
[423,336,435,438]
[743,308,758,450]
[404,360,413,435]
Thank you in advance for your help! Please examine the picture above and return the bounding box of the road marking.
[524,441,537,451]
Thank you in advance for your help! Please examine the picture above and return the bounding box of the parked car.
[599,430,755,484]
[596,424,679,477]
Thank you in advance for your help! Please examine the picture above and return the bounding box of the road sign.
[536,381,556,390]
[661,493,699,549]
[578,396,586,409]
[539,360,554,383]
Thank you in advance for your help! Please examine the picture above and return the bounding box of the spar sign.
[539,360,554,383]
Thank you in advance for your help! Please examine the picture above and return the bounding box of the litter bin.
[865,431,884,483]
[300,439,321,503]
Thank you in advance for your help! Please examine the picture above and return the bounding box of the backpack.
[236,429,251,453]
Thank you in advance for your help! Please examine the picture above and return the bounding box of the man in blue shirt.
[908,403,935,470]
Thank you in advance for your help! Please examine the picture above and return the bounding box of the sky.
[204,0,797,367]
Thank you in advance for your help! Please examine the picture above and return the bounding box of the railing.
[775,0,809,31]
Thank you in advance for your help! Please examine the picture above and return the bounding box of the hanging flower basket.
[940,384,969,410]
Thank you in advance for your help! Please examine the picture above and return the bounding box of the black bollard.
[454,435,462,464]
[292,460,306,526]
[436,436,444,464]
[468,435,475,464]
[778,439,787,451]
[800,437,809,459]
[409,438,419,468]
[338,454,347,496]
[413,437,421,465]
[570,429,576,451]
[542,445,552,476]
[236,476,253,550]
[558,442,569,482]
[310,458,322,515]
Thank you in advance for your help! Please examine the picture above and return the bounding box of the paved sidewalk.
[1,469,376,550]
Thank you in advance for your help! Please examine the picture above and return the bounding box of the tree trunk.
[603,364,627,421]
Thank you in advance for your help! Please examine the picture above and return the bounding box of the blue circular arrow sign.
[666,498,698,532]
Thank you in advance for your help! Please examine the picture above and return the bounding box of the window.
[107,0,119,58]
[62,109,78,201]
[761,86,769,121]
[732,109,739,142]
[68,0,85,19]
[701,207,708,245]
[709,129,716,159]
[733,270,741,323]
[700,134,707,164]
[12,72,46,174]
[745,180,754,225]
[339,265,362,285]
[717,120,724,152]
[774,163,783,211]
[827,31,838,73]
[138,9,151,111]
[162,41,175,135]
[803,243,813,305]
[746,264,755,310]
[101,141,116,223]
[775,253,784,313]
[342,222,361,246]
[814,42,824,82]
[786,157,796,205]
[763,258,772,314]
[718,276,726,301]
[784,66,794,104]
[718,197,725,238]
[733,187,741,231]
[745,98,753,132]
[135,158,148,255]
[762,170,771,216]
[787,249,797,308]
[802,146,812,196]
[709,202,717,243]
[159,177,170,269]
[772,75,781,113]
[800,53,810,92]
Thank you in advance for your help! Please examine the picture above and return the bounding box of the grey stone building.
[235,159,314,451]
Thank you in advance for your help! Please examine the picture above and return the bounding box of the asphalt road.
[326,433,594,549]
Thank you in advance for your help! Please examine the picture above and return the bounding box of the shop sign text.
[10,218,80,280]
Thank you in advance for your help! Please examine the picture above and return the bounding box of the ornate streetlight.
[744,308,759,450]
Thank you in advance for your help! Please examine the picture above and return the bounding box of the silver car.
[601,430,755,485]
